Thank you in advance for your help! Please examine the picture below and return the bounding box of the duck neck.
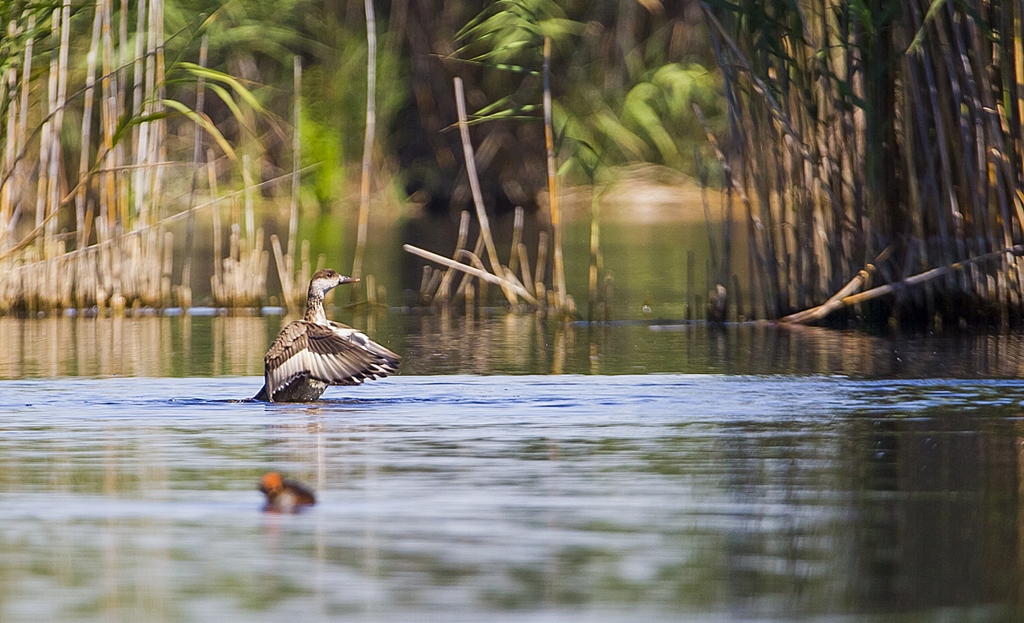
[304,289,328,324]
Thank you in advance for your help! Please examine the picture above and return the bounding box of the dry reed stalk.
[508,206,523,279]
[242,154,255,243]
[454,233,484,301]
[541,38,567,314]
[288,56,301,262]
[34,8,57,253]
[464,282,474,320]
[271,233,292,307]
[516,243,534,298]
[45,0,71,257]
[351,0,377,284]
[152,0,166,224]
[534,230,548,304]
[208,147,222,290]
[178,34,209,309]
[1,68,16,251]
[453,77,516,305]
[434,210,471,305]
[587,191,601,321]
[404,243,539,305]
[76,4,104,250]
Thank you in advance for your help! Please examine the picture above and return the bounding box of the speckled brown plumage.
[253,269,401,402]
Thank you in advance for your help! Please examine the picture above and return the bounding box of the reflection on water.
[4,317,1024,621]
[6,313,1024,379]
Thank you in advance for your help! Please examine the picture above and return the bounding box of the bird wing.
[264,321,401,397]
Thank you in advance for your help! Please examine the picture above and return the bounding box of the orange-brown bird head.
[259,471,316,513]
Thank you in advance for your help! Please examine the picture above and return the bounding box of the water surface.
[1,317,1024,622]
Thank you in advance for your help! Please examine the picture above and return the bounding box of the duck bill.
[339,276,360,285]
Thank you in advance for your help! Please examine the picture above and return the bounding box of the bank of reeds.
[702,0,1024,329]
[0,1,298,316]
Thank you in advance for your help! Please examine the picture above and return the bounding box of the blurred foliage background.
[165,0,725,215]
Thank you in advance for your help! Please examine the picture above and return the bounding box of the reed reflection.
[6,315,1024,380]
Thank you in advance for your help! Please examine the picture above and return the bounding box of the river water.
[1,314,1024,622]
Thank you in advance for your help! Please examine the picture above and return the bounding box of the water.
[2,316,1024,622]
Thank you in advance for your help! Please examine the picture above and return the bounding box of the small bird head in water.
[308,268,359,296]
[259,472,317,513]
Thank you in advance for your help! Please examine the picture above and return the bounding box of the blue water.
[1,365,1022,622]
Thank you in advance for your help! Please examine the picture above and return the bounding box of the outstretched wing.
[264,321,401,397]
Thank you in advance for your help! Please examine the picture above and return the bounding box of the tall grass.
[703,0,1024,328]
[0,0,275,315]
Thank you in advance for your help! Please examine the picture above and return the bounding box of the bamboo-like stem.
[587,190,601,321]
[46,0,71,254]
[453,77,516,305]
[351,0,377,284]
[1,68,15,250]
[543,37,567,312]
[208,148,222,291]
[509,205,524,278]
[534,230,548,303]
[180,34,208,308]
[516,242,535,298]
[288,55,301,262]
[76,3,104,250]
[436,210,471,304]
[35,7,58,251]
[271,234,291,308]
[151,0,166,225]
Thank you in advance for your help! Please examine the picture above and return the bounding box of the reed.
[702,0,1024,328]
[351,0,377,289]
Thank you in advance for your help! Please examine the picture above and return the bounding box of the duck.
[258,472,316,512]
[253,268,400,402]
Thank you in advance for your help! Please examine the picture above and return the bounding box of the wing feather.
[264,321,401,397]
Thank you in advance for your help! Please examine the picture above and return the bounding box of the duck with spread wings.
[253,269,400,402]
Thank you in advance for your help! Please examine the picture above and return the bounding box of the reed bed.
[701,0,1024,329]
[404,43,586,320]
[0,1,290,316]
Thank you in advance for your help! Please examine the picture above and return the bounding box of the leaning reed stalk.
[453,77,516,305]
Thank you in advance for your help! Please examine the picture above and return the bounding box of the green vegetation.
[3,0,1023,329]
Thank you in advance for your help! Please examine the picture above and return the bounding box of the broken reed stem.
[404,243,539,306]
[455,233,484,300]
[543,37,567,313]
[453,76,516,305]
[786,246,1024,324]
[351,0,376,283]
